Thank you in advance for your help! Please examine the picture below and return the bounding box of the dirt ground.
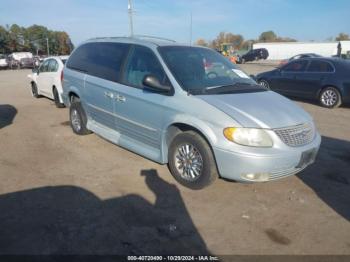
[0,65,349,256]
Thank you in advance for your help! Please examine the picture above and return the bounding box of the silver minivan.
[62,36,321,189]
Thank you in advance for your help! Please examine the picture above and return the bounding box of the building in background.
[253,41,350,60]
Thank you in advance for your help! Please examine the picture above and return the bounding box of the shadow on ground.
[0,169,209,255]
[0,104,17,129]
[297,136,350,221]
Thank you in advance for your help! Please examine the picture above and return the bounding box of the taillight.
[60,70,63,83]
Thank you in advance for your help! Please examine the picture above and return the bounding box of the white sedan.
[28,56,68,108]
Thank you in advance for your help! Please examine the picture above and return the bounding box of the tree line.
[0,24,74,55]
[196,31,350,50]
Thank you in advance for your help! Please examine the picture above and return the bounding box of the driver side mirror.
[143,75,171,94]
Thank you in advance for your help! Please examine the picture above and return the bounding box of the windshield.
[158,46,257,94]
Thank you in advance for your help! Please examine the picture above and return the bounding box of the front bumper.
[213,133,321,182]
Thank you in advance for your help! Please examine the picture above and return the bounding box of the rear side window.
[283,60,308,72]
[48,59,58,72]
[307,60,334,72]
[67,42,130,82]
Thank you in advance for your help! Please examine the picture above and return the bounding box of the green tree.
[258,31,277,42]
[335,33,350,41]
[0,26,10,53]
[0,23,74,55]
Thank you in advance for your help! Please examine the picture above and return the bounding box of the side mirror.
[143,75,171,94]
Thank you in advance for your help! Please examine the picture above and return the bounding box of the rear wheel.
[69,100,91,135]
[168,131,218,190]
[53,87,65,108]
[319,87,341,108]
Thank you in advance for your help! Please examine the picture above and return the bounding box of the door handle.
[104,91,114,99]
[115,94,126,102]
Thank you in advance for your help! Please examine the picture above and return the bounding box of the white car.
[28,56,68,108]
[0,54,8,69]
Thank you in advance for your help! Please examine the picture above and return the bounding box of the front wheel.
[69,101,91,135]
[258,79,270,89]
[168,131,218,190]
[319,87,341,108]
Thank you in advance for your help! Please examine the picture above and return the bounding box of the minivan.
[62,36,321,189]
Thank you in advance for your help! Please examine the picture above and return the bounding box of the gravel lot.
[0,65,349,256]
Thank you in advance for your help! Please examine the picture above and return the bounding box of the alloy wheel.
[321,89,338,107]
[71,109,82,132]
[174,143,203,181]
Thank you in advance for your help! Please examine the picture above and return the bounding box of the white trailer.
[253,41,350,60]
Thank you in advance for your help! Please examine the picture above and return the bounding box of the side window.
[67,42,130,82]
[307,60,334,72]
[48,60,58,72]
[123,45,169,88]
[39,60,50,73]
[283,60,308,72]
[88,43,130,82]
[66,44,90,72]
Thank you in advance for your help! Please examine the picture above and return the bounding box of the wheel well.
[165,123,220,175]
[68,92,80,102]
[166,123,209,145]
[166,123,213,153]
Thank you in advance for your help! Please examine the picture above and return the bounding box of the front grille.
[274,123,315,147]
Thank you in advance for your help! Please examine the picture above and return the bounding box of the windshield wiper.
[203,82,255,92]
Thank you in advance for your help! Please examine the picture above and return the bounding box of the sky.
[0,0,349,46]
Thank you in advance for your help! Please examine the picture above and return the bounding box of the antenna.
[128,0,134,36]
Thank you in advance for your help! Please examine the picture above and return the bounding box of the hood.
[197,91,312,129]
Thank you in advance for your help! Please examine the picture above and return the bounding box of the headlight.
[223,127,273,147]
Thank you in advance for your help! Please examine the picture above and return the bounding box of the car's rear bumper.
[213,133,321,182]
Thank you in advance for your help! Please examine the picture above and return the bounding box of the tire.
[258,79,270,89]
[31,82,40,98]
[53,87,65,108]
[168,131,218,190]
[69,100,91,135]
[319,87,342,108]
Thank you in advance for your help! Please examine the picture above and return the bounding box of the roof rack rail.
[133,35,176,43]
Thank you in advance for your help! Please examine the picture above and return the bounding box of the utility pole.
[46,37,49,56]
[189,12,193,46]
[128,0,134,37]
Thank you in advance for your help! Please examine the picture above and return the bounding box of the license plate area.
[296,148,317,169]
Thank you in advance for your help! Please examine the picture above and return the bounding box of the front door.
[112,45,172,151]
[277,59,309,96]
